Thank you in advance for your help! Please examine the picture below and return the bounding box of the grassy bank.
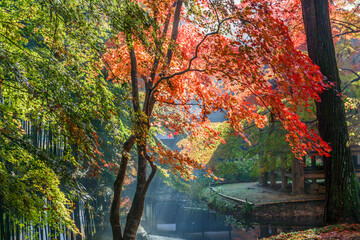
[263,224,360,240]
[201,186,249,216]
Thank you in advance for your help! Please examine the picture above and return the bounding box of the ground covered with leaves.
[264,224,360,240]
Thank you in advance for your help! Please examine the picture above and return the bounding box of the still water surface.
[142,197,323,240]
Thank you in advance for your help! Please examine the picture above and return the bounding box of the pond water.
[142,197,324,240]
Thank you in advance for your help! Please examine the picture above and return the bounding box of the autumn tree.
[301,0,360,223]
[104,0,332,239]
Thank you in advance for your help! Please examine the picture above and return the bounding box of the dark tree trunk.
[5,213,10,240]
[84,206,91,238]
[301,0,360,223]
[110,136,136,240]
[0,206,4,240]
[15,215,20,240]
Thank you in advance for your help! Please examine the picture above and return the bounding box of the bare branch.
[353,4,360,15]
[129,48,140,112]
[210,0,220,26]
[162,101,200,106]
[331,19,360,38]
[332,19,360,30]
[147,0,183,115]
[333,29,360,38]
[149,6,173,82]
[341,68,360,91]
[187,17,233,70]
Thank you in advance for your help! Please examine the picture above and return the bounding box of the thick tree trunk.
[301,0,360,223]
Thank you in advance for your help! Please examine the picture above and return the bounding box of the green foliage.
[242,202,253,216]
[178,122,260,184]
[0,0,129,234]
[156,166,191,192]
[0,152,77,232]
[215,159,257,182]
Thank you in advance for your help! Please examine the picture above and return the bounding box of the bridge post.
[298,158,305,194]
[280,167,287,190]
[291,158,298,193]
[261,172,268,186]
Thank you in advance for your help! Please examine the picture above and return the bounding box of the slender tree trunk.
[84,206,90,238]
[301,0,360,223]
[74,201,82,240]
[123,143,147,240]
[110,136,136,240]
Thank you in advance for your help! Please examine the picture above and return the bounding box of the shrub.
[215,158,257,182]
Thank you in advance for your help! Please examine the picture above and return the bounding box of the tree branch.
[139,153,157,201]
[331,19,360,38]
[187,16,234,70]
[164,0,183,67]
[144,4,173,116]
[341,68,360,91]
[129,48,140,113]
[151,0,234,91]
[162,100,200,106]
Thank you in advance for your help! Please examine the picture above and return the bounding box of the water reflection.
[143,198,323,240]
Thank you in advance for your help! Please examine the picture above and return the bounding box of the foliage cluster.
[177,122,257,183]
[264,224,360,240]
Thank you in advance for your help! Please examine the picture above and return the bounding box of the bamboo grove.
[0,0,127,238]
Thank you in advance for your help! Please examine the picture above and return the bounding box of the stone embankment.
[202,182,324,220]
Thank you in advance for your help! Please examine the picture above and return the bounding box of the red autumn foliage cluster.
[104,0,332,178]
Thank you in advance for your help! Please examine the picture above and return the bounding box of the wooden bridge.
[262,146,360,194]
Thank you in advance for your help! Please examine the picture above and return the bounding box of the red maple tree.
[103,0,331,239]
